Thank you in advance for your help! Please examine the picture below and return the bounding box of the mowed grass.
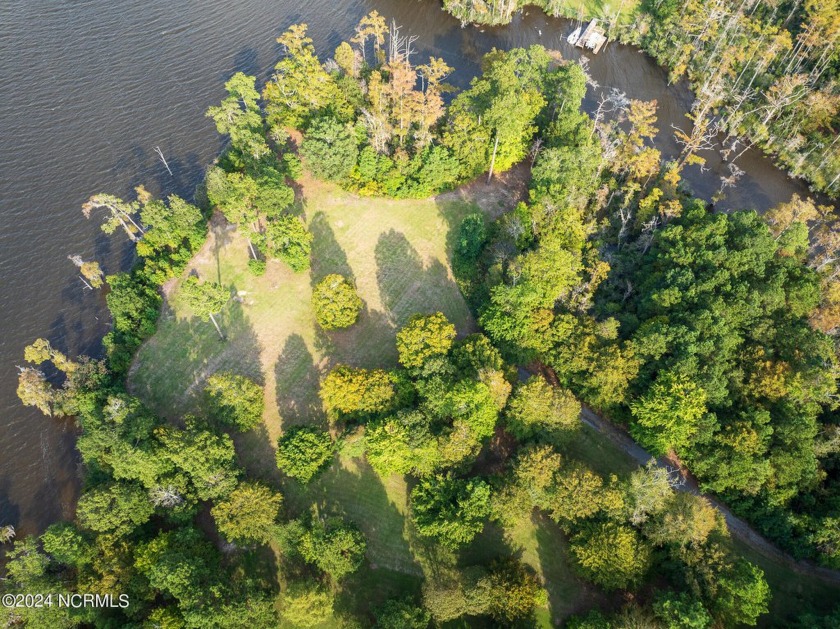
[129,175,484,444]
[532,0,641,25]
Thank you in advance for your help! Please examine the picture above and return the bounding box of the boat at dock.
[567,26,582,45]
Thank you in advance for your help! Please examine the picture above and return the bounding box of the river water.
[0,0,828,539]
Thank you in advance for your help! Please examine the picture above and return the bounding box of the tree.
[374,598,430,629]
[320,365,395,418]
[156,424,239,501]
[262,215,312,272]
[0,525,16,544]
[653,591,713,629]
[205,372,264,431]
[41,523,94,567]
[300,116,358,181]
[712,560,770,626]
[546,463,613,527]
[644,492,722,549]
[487,559,545,625]
[68,255,104,289]
[366,410,441,477]
[491,444,561,524]
[443,46,553,179]
[411,475,491,549]
[263,24,349,129]
[505,375,581,439]
[396,312,457,369]
[570,522,651,591]
[312,274,363,329]
[211,481,282,545]
[135,191,206,282]
[180,275,229,339]
[627,460,675,526]
[82,193,144,242]
[135,527,223,609]
[281,579,334,628]
[630,371,708,455]
[299,518,367,581]
[206,72,269,166]
[16,367,55,416]
[76,482,155,536]
[276,426,335,482]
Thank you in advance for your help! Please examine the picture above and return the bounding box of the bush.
[312,274,363,329]
[247,258,266,276]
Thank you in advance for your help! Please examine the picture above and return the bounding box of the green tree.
[653,591,713,629]
[312,273,363,329]
[135,192,206,283]
[76,482,154,536]
[263,24,350,129]
[262,215,312,272]
[712,560,770,627]
[300,116,358,181]
[205,372,264,431]
[411,475,491,549]
[320,365,395,419]
[374,598,430,629]
[487,559,545,625]
[135,527,223,609]
[40,523,94,567]
[366,410,441,477]
[281,579,334,628]
[180,275,229,339]
[157,424,239,501]
[630,371,708,455]
[505,375,580,439]
[276,426,335,482]
[443,46,553,179]
[396,312,457,369]
[211,481,282,545]
[206,72,269,166]
[570,522,651,591]
[299,518,367,581]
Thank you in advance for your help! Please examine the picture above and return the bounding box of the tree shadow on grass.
[532,510,611,624]
[313,305,398,371]
[231,422,284,490]
[308,211,354,285]
[274,333,325,429]
[287,458,424,619]
[374,229,473,333]
[129,294,262,421]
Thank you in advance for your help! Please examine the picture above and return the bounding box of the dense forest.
[442,0,840,199]
[5,8,840,629]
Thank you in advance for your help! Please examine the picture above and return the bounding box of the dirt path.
[577,405,840,586]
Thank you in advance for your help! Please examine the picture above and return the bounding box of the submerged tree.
[68,255,104,289]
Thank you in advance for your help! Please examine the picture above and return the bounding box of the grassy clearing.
[129,174,498,443]
[531,0,641,25]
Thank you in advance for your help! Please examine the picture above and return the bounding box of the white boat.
[567,26,582,45]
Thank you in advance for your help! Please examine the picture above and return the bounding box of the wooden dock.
[575,20,607,54]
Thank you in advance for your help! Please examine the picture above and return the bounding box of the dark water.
[0,0,829,538]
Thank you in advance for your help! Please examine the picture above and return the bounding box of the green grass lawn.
[129,175,490,443]
[539,0,640,24]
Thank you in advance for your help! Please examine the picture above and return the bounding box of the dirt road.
[578,405,840,586]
